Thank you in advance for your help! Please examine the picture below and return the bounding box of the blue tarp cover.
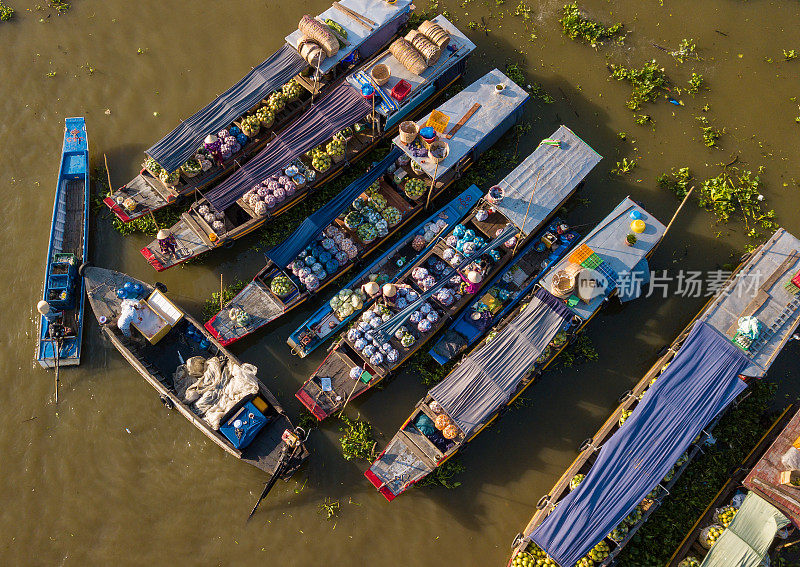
[146,45,306,173]
[530,321,749,567]
[205,84,371,211]
[266,147,403,268]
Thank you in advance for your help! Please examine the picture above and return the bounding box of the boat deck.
[698,228,800,376]
[206,278,286,344]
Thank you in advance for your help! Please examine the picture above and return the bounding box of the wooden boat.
[103,0,415,223]
[507,228,800,566]
[296,127,602,421]
[285,186,482,357]
[364,197,665,501]
[139,15,476,271]
[204,67,525,345]
[427,218,580,365]
[83,266,309,478]
[667,405,795,567]
[36,117,90,369]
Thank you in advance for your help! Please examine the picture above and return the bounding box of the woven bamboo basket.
[399,121,419,144]
[299,15,338,58]
[389,39,427,75]
[550,270,576,298]
[370,63,391,86]
[297,37,327,67]
[405,29,441,65]
[418,20,451,50]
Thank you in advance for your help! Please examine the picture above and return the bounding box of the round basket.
[370,63,391,86]
[405,29,441,65]
[550,270,576,298]
[427,140,449,164]
[418,20,451,49]
[399,121,419,145]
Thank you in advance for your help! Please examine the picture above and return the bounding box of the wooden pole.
[371,92,376,139]
[103,153,113,197]
[220,273,224,312]
[511,169,541,256]
[663,186,695,240]
[53,338,61,405]
[425,160,440,211]
[338,373,362,417]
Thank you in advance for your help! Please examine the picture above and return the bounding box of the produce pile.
[700,524,724,549]
[513,544,556,567]
[714,505,737,528]
[329,287,367,321]
[443,223,494,268]
[347,304,401,366]
[342,183,403,244]
[326,138,345,160]
[288,224,359,291]
[270,275,294,297]
[404,177,427,200]
[197,204,226,232]
[569,473,585,491]
[239,115,261,138]
[243,172,298,216]
[663,451,689,483]
[678,557,700,567]
[255,106,274,127]
[282,79,303,101]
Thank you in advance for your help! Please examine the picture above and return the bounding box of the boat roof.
[392,68,527,180]
[744,406,800,527]
[492,126,601,237]
[354,14,475,118]
[146,45,306,173]
[539,197,666,320]
[697,228,800,377]
[286,0,413,74]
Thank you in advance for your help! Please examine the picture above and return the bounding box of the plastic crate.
[53,252,77,266]
[568,244,594,265]
[48,274,72,290]
[580,253,603,270]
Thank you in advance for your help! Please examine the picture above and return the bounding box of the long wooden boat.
[140,15,475,271]
[427,218,580,365]
[296,127,602,421]
[204,68,524,345]
[666,405,794,567]
[364,197,665,501]
[103,0,414,222]
[83,266,309,478]
[36,118,90,368]
[286,186,483,357]
[507,228,800,566]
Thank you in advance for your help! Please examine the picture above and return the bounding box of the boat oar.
[511,168,541,256]
[103,153,114,198]
[425,160,440,211]
[247,444,292,521]
[51,331,62,405]
[338,371,363,417]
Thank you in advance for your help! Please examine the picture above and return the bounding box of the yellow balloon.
[631,219,646,233]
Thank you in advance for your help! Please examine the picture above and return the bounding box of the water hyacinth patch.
[0,1,14,21]
[609,59,669,111]
[559,3,624,47]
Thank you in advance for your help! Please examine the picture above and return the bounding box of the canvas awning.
[146,45,306,173]
[530,321,750,567]
[265,147,403,268]
[430,288,573,437]
[699,491,789,567]
[492,126,601,237]
[205,84,371,211]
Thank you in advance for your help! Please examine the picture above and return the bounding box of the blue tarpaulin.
[530,321,749,567]
[266,147,403,268]
[205,84,371,212]
[146,45,306,173]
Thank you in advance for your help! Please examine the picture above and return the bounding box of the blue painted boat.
[287,185,482,357]
[36,117,89,369]
[427,219,580,365]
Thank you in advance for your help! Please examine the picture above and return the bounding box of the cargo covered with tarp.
[699,491,789,567]
[205,84,371,211]
[530,321,750,567]
[265,147,403,268]
[146,45,307,173]
[429,288,572,437]
[492,126,601,237]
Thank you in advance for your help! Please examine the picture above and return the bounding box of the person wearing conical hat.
[37,300,62,324]
[361,280,381,299]
[459,269,483,294]
[157,228,178,258]
[380,281,412,306]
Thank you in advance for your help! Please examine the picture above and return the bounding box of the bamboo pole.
[656,186,695,252]
[511,168,541,256]
[220,273,224,312]
[339,373,362,417]
[103,153,113,197]
[424,160,440,211]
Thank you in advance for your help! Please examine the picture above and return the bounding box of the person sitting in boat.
[117,298,144,338]
[157,229,178,258]
[361,281,381,300]
[37,300,62,324]
[459,270,484,295]
[381,282,413,306]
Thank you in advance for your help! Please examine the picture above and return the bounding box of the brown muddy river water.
[2,0,799,565]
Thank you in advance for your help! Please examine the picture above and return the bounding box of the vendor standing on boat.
[117,299,144,338]
[361,281,381,300]
[459,269,483,294]
[157,229,178,258]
